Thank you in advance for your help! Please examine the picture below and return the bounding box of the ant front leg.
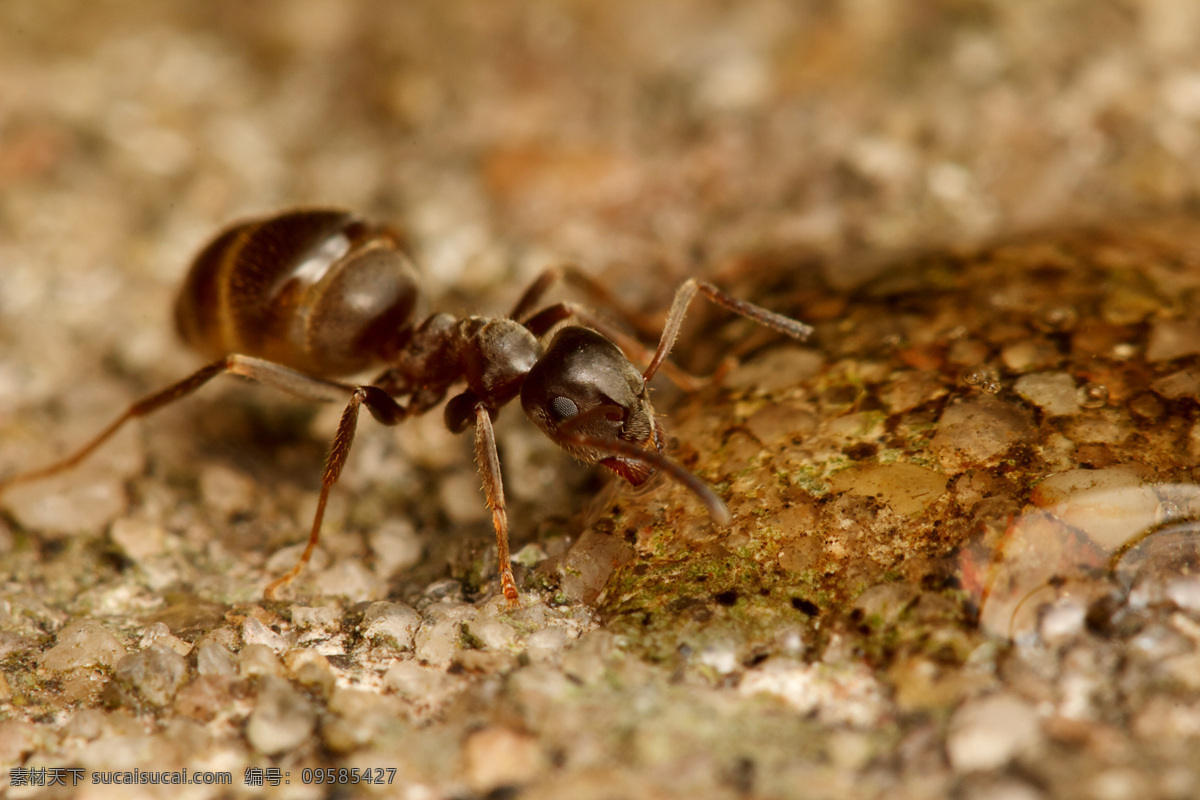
[642,279,814,383]
[470,402,520,607]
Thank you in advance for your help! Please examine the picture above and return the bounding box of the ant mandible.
[0,209,812,605]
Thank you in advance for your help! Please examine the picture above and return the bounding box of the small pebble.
[439,471,489,524]
[1150,367,1200,401]
[1146,319,1200,362]
[467,619,518,652]
[1031,469,1155,551]
[246,676,316,756]
[1165,576,1200,613]
[1037,598,1086,644]
[198,463,257,516]
[361,601,421,650]
[738,659,887,727]
[173,675,240,723]
[114,643,188,708]
[561,631,615,685]
[38,619,127,672]
[696,642,740,676]
[195,640,238,676]
[383,660,464,713]
[1014,372,1080,416]
[315,559,384,602]
[3,470,128,536]
[930,397,1035,468]
[463,726,547,793]
[109,517,167,561]
[413,616,464,668]
[138,621,192,657]
[292,605,341,631]
[828,463,948,516]
[0,720,36,766]
[284,649,336,697]
[524,627,568,662]
[0,631,36,660]
[723,347,824,394]
[1000,339,1060,373]
[946,693,1041,772]
[368,519,423,577]
[242,616,290,651]
[322,688,406,754]
[239,643,284,677]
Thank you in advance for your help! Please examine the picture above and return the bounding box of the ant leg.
[471,402,520,606]
[510,264,660,339]
[263,384,406,600]
[0,359,229,495]
[0,355,399,496]
[522,302,707,392]
[643,279,813,382]
[0,353,408,601]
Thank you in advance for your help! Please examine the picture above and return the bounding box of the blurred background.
[3,0,1199,359]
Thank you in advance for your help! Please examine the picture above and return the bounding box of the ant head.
[520,326,663,485]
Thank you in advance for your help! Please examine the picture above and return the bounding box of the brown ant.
[0,209,811,604]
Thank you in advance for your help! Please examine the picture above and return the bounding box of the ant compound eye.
[550,396,579,421]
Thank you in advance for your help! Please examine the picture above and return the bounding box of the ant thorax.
[458,317,542,406]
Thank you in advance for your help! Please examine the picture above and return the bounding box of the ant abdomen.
[174,209,420,377]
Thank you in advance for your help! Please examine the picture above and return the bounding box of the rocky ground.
[2,2,1200,798]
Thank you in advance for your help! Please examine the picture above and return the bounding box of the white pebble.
[315,559,384,602]
[1014,372,1080,416]
[246,676,316,755]
[292,606,340,631]
[361,601,421,650]
[109,517,167,561]
[38,619,127,672]
[195,641,237,676]
[242,616,290,651]
[947,693,1042,772]
[368,519,423,577]
[413,617,463,668]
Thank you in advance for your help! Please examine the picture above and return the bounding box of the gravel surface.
[3,2,1200,799]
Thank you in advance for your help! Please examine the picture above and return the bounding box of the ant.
[0,209,812,605]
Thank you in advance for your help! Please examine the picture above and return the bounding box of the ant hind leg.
[0,354,409,601]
